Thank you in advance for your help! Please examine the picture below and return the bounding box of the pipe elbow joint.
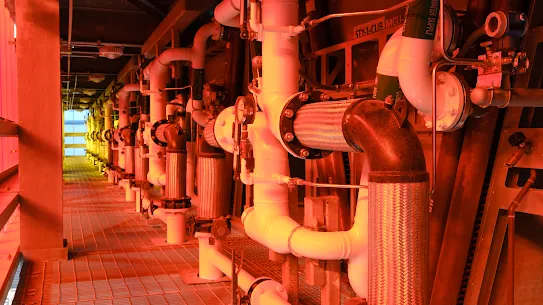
[342,100,428,181]
[147,170,166,186]
[164,124,187,151]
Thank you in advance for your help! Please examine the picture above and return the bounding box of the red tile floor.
[11,157,351,305]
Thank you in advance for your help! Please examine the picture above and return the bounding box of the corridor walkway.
[11,157,348,305]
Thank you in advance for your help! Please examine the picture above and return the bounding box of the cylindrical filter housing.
[197,156,230,219]
[125,146,135,174]
[203,120,220,148]
[165,152,187,199]
[135,145,149,182]
[293,100,357,152]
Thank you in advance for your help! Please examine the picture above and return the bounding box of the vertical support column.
[16,0,67,261]
[305,196,341,305]
[282,254,299,305]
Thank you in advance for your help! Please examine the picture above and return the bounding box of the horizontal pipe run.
[293,100,356,152]
[471,87,543,108]
[197,233,291,305]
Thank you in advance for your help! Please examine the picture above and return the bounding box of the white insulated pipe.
[115,84,140,172]
[197,233,291,305]
[391,1,466,131]
[259,0,300,141]
[104,99,113,130]
[376,28,401,81]
[214,109,369,296]
[398,38,439,116]
[116,84,140,129]
[214,0,244,28]
[143,22,221,186]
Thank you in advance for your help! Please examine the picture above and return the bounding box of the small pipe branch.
[508,169,537,305]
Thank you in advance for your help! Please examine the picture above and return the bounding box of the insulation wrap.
[135,146,149,182]
[293,100,358,152]
[197,157,230,219]
[368,180,429,305]
[165,152,187,200]
[203,120,220,148]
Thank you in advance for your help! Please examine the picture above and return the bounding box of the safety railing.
[0,167,20,303]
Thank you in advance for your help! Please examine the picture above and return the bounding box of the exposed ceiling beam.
[92,0,216,105]
[141,0,216,58]
[125,0,168,20]
[59,5,146,14]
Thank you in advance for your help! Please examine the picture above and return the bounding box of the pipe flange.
[150,119,169,147]
[118,126,132,143]
[249,278,288,305]
[423,72,470,131]
[210,218,231,240]
[162,197,192,209]
[279,91,333,159]
[287,225,309,257]
[432,5,461,61]
[104,129,113,142]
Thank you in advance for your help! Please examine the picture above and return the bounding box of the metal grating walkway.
[11,157,352,305]
[12,157,232,305]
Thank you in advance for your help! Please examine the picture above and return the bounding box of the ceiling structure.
[59,0,216,109]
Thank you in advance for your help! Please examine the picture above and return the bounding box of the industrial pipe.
[115,84,140,171]
[507,169,536,305]
[116,84,140,129]
[214,0,245,28]
[342,100,429,305]
[196,232,290,305]
[164,124,187,200]
[197,138,230,219]
[471,87,543,108]
[212,97,429,302]
[142,22,222,186]
[392,0,468,131]
[258,0,300,141]
[374,28,402,100]
[212,109,368,296]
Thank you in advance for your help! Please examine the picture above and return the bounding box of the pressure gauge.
[234,95,256,124]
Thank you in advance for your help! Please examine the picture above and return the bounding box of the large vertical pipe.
[104,100,113,164]
[341,100,429,305]
[165,152,187,199]
[224,29,245,107]
[125,147,135,174]
[260,0,299,140]
[148,69,168,185]
[164,124,187,199]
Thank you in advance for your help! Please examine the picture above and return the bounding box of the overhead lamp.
[88,74,105,83]
[98,45,123,60]
[83,89,97,96]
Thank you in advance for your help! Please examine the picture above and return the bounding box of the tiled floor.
[13,157,232,305]
[12,157,351,305]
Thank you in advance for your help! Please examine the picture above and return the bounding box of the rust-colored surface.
[430,109,500,305]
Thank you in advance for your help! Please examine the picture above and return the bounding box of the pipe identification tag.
[354,12,404,38]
